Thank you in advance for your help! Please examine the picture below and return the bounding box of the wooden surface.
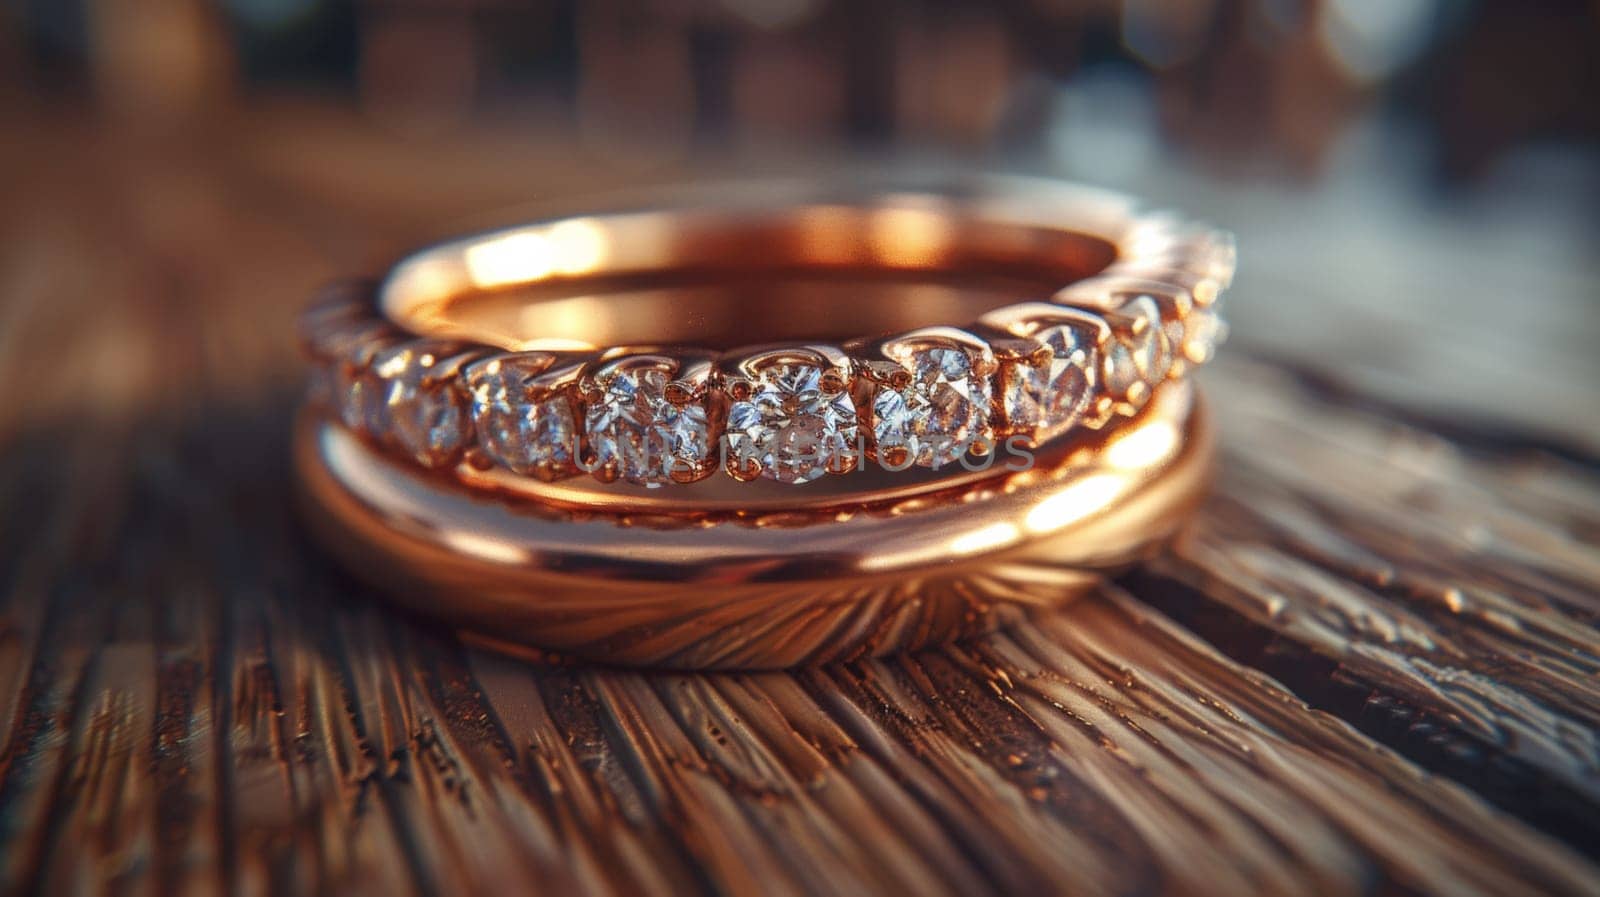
[1,107,1598,896]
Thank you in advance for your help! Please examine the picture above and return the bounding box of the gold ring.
[295,381,1212,668]
[294,177,1232,668]
[299,177,1231,488]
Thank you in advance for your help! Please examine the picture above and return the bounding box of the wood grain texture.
[0,107,1597,896]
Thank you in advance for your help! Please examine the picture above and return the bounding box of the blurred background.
[10,0,1599,174]
[1,0,1597,442]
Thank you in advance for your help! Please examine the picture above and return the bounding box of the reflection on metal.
[296,382,1212,668]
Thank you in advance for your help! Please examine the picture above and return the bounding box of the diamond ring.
[295,177,1231,666]
[300,177,1231,489]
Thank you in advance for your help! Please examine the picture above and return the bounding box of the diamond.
[871,346,991,468]
[726,363,858,484]
[1103,295,1171,400]
[585,366,712,487]
[375,345,472,468]
[467,355,576,478]
[1001,325,1094,440]
[335,365,389,440]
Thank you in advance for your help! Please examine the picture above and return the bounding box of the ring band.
[299,178,1232,489]
[296,178,1231,668]
[294,380,1211,668]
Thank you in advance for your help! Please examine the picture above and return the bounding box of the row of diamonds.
[302,227,1231,487]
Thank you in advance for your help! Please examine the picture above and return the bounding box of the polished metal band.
[299,178,1231,488]
[295,381,1211,668]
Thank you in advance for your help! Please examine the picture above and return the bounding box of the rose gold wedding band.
[295,381,1211,668]
[293,178,1233,668]
[298,177,1231,489]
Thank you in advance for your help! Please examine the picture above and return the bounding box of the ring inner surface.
[383,207,1119,350]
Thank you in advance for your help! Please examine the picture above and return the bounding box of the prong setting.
[979,304,1105,446]
[302,206,1231,484]
[855,327,995,470]
[719,345,859,485]
[462,352,583,479]
[580,352,717,488]
[372,340,478,469]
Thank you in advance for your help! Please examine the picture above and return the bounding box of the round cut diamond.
[468,357,576,477]
[1001,325,1093,439]
[1103,295,1171,399]
[377,347,471,468]
[388,382,470,468]
[336,366,389,440]
[585,367,711,487]
[726,363,858,484]
[871,346,991,468]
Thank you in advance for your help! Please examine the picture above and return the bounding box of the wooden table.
[1,106,1597,896]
